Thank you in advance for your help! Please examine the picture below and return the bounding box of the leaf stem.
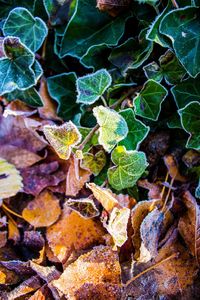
[2,203,23,219]
[110,86,142,110]
[161,176,175,213]
[78,124,99,150]
[101,95,108,107]
[171,0,179,8]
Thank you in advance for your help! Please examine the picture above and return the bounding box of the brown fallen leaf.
[21,161,65,196]
[29,285,50,300]
[3,100,37,118]
[8,220,20,244]
[30,261,60,283]
[182,149,200,168]
[0,231,7,248]
[52,245,121,299]
[22,190,61,227]
[138,179,162,200]
[178,191,200,266]
[164,154,186,182]
[66,155,91,196]
[23,231,45,252]
[46,204,105,262]
[66,198,100,219]
[97,0,131,16]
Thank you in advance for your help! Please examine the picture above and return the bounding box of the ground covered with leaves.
[0,0,200,299]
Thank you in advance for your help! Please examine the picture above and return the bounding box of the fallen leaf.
[0,158,23,199]
[178,191,200,265]
[23,231,45,252]
[22,190,61,227]
[8,220,20,244]
[3,100,37,117]
[30,261,60,283]
[97,0,131,17]
[66,155,91,196]
[138,179,162,200]
[66,198,100,219]
[164,154,186,182]
[52,245,121,299]
[46,204,105,262]
[0,231,7,248]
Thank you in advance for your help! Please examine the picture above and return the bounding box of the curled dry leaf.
[178,191,200,265]
[97,0,131,17]
[66,155,91,196]
[164,154,186,182]
[3,100,37,118]
[0,158,23,199]
[66,198,100,219]
[138,179,162,200]
[8,220,20,244]
[46,204,105,262]
[52,245,121,299]
[22,190,61,227]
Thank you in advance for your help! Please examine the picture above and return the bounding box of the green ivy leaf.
[108,146,148,190]
[195,178,200,199]
[59,0,131,58]
[76,69,112,105]
[43,0,71,26]
[143,61,163,82]
[4,87,42,107]
[119,108,150,150]
[178,101,200,150]
[47,72,79,120]
[134,80,168,121]
[171,76,200,109]
[43,121,82,159]
[0,37,38,95]
[80,44,111,70]
[93,106,128,153]
[3,7,48,52]
[81,150,106,176]
[160,6,200,78]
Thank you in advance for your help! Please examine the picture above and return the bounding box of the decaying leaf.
[22,190,61,227]
[46,204,105,262]
[66,198,100,219]
[0,158,23,199]
[52,245,121,299]
[97,0,131,17]
[43,121,82,160]
[0,231,7,249]
[8,220,20,244]
[164,154,186,182]
[178,191,200,265]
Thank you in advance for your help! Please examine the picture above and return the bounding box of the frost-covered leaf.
[134,80,168,121]
[59,0,130,58]
[4,87,43,107]
[160,6,200,78]
[178,101,200,150]
[43,121,82,160]
[93,106,128,152]
[106,207,130,248]
[0,157,23,199]
[47,72,78,120]
[66,198,100,219]
[3,7,48,52]
[76,69,112,105]
[108,146,148,190]
[43,0,71,26]
[119,108,149,150]
[81,150,106,176]
[0,37,38,95]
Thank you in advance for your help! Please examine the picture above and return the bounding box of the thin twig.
[161,176,175,213]
[78,124,99,150]
[171,0,179,8]
[110,86,142,110]
[160,172,169,201]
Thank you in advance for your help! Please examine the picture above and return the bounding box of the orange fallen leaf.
[8,220,20,244]
[46,204,105,262]
[22,190,61,227]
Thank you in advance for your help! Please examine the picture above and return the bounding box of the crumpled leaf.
[0,37,40,95]
[178,191,200,266]
[106,207,130,248]
[0,158,23,199]
[164,154,186,182]
[21,161,65,196]
[108,146,148,190]
[87,182,119,212]
[3,7,48,52]
[81,150,106,176]
[46,204,105,262]
[52,245,121,298]
[97,0,131,17]
[43,121,82,160]
[178,101,200,150]
[93,106,128,152]
[133,79,168,121]
[22,190,61,227]
[77,69,112,105]
[66,198,100,219]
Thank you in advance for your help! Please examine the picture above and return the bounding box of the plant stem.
[110,86,142,110]
[2,203,23,219]
[78,124,99,150]
[101,95,108,107]
[171,0,179,8]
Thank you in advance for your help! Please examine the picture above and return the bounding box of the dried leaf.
[8,220,20,244]
[52,245,121,298]
[178,191,200,265]
[43,121,82,160]
[3,100,37,117]
[0,158,23,199]
[97,0,131,17]
[0,231,7,248]
[87,182,119,212]
[66,198,100,219]
[164,154,186,182]
[22,190,61,227]
[46,205,105,262]
[30,261,60,283]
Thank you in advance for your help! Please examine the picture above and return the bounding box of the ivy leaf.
[178,101,200,150]
[93,106,128,152]
[134,80,168,121]
[119,108,150,150]
[171,76,200,109]
[0,37,38,95]
[47,72,79,120]
[59,0,131,58]
[160,6,200,78]
[4,88,42,107]
[108,146,148,190]
[66,198,100,219]
[81,150,106,176]
[0,157,23,199]
[76,69,112,105]
[143,61,162,82]
[3,7,48,52]
[80,44,111,70]
[43,121,82,160]
[43,0,71,26]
